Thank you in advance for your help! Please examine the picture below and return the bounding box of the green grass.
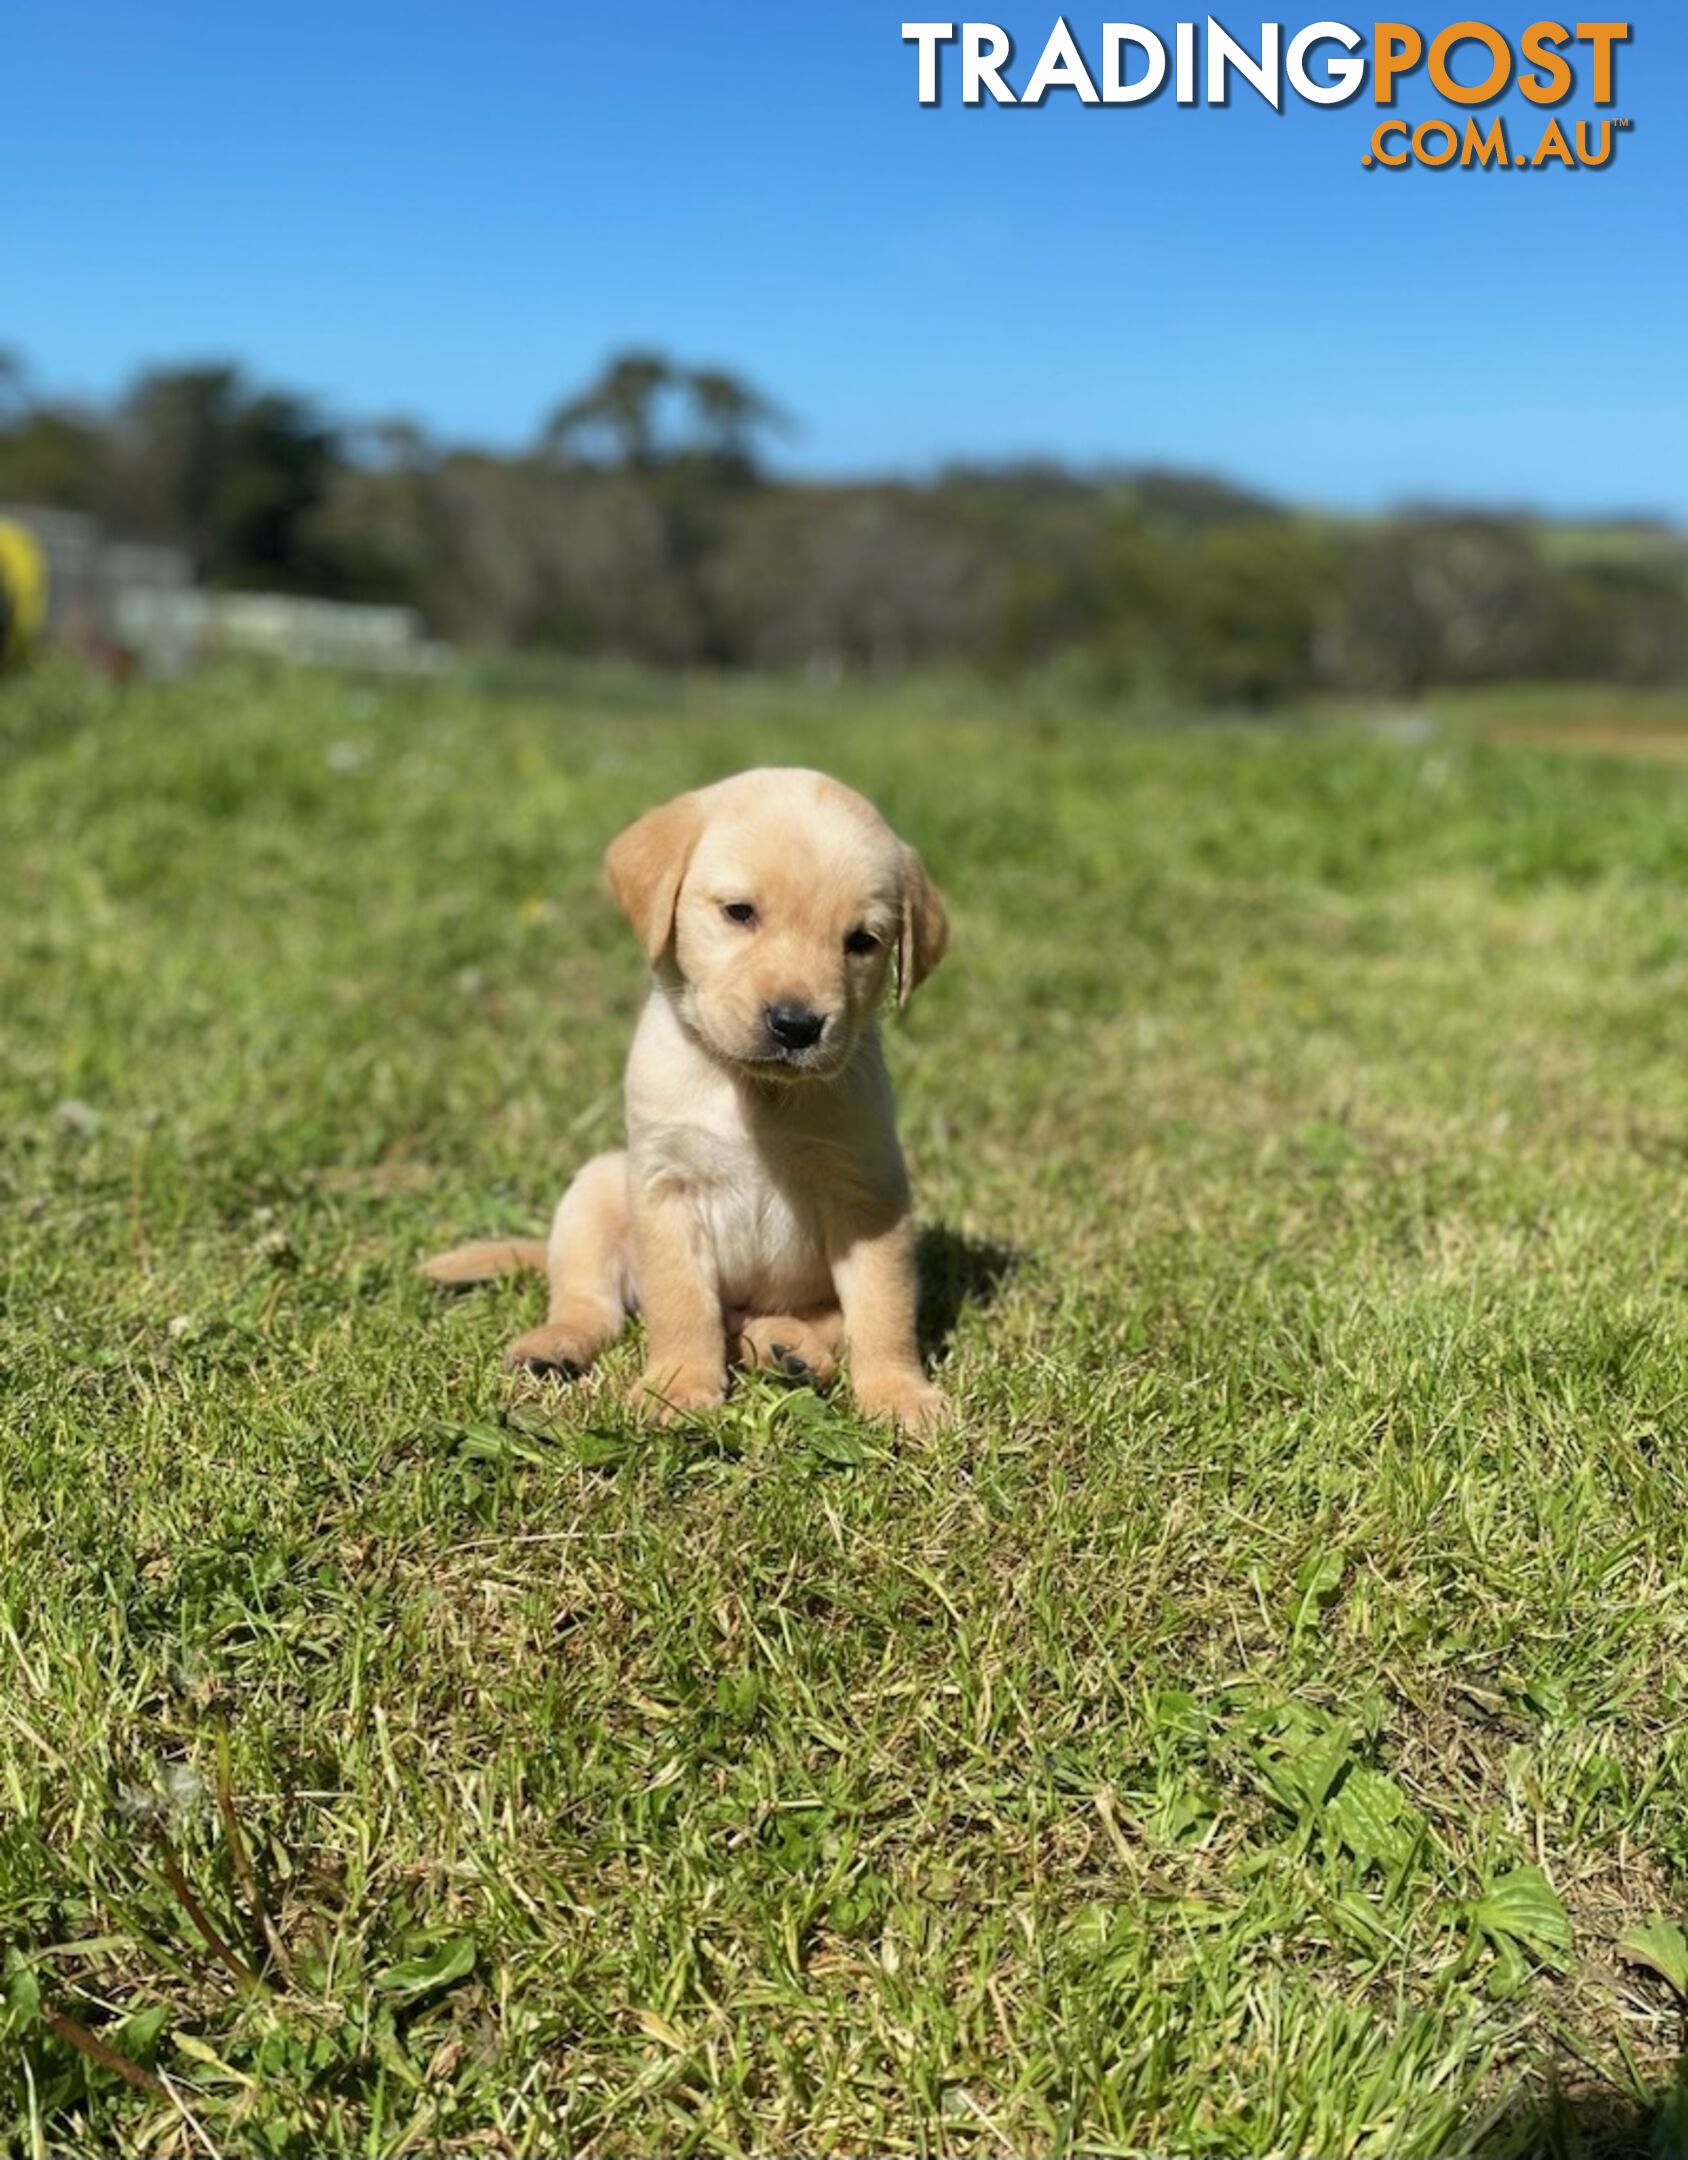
[3,662,1687,2156]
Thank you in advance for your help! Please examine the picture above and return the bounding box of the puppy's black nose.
[764,1001,824,1051]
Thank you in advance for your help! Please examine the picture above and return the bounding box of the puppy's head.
[605,768,946,1080]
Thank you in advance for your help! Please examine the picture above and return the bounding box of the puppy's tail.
[419,1237,549,1285]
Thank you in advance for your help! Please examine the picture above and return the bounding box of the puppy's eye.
[722,902,757,927]
[843,927,879,956]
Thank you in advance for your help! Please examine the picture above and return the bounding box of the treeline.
[3,346,1685,699]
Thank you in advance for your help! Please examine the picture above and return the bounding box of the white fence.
[111,586,449,676]
[0,504,447,676]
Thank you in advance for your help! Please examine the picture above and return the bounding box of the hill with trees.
[3,345,1683,700]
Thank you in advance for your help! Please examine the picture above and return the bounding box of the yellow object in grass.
[0,517,48,669]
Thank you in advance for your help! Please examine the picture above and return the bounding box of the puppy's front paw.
[852,1372,950,1436]
[506,1325,593,1379]
[630,1367,726,1424]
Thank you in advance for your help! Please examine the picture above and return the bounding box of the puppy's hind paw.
[733,1314,839,1389]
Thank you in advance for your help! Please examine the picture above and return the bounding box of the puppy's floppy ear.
[604,791,706,963]
[895,847,948,1010]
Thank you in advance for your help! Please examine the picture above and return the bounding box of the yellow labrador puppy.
[424,768,950,1432]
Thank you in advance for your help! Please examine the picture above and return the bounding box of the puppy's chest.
[643,1119,832,1308]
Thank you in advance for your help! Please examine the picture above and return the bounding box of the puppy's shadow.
[917,1225,1018,1364]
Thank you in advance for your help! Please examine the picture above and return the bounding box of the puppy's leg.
[731,1308,843,1388]
[831,1210,948,1435]
[628,1182,726,1420]
[506,1151,632,1377]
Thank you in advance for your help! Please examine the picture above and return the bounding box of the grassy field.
[3,662,1687,2157]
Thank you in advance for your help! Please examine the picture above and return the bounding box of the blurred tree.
[684,367,786,477]
[710,486,997,672]
[533,353,789,662]
[1049,508,1177,689]
[1331,518,1561,693]
[0,347,29,423]
[0,406,109,510]
[114,365,396,594]
[1117,467,1280,539]
[118,365,243,564]
[216,389,341,583]
[341,415,437,475]
[1170,523,1336,706]
[541,351,785,481]
[542,350,675,471]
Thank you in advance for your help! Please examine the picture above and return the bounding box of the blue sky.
[6,3,1684,515]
